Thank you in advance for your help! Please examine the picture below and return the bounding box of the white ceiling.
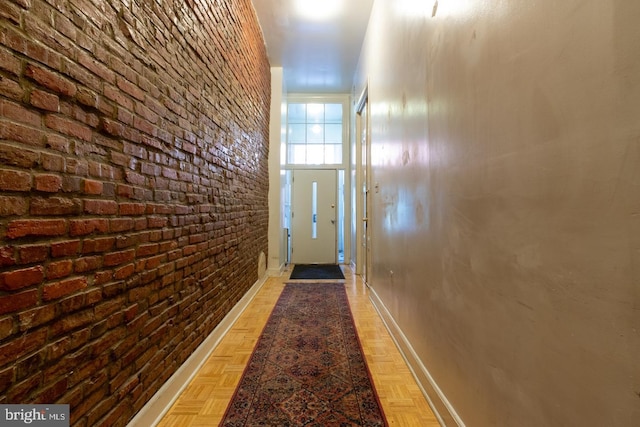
[251,0,374,94]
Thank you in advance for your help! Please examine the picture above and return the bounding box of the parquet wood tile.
[157,266,439,426]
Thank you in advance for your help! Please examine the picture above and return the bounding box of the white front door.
[291,169,337,264]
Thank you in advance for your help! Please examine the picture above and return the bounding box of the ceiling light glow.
[295,0,342,20]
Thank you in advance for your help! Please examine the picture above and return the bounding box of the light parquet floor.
[157,265,440,427]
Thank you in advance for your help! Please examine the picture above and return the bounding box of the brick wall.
[0,0,270,425]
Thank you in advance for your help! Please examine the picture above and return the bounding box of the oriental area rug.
[219,282,387,426]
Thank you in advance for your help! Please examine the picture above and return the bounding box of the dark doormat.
[289,264,345,280]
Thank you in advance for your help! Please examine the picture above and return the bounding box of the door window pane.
[324,144,342,164]
[306,104,324,123]
[325,124,342,144]
[288,145,306,164]
[307,124,324,143]
[288,104,306,123]
[325,104,342,123]
[306,144,324,164]
[288,124,306,143]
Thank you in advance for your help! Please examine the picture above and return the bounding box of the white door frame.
[355,87,370,282]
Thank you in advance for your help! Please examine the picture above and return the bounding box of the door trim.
[355,85,370,282]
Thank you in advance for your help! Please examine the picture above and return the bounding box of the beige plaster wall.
[354,1,640,425]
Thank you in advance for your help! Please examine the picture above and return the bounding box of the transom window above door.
[286,102,343,165]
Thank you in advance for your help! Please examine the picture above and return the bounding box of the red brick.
[45,114,92,141]
[18,305,56,332]
[137,243,159,257]
[141,134,163,150]
[103,249,135,267]
[0,99,42,126]
[86,390,118,426]
[83,179,103,195]
[0,46,22,76]
[141,162,160,177]
[124,170,145,186]
[51,240,80,257]
[0,266,44,291]
[25,63,77,97]
[113,263,134,280]
[69,218,108,236]
[118,306,137,327]
[183,141,196,154]
[0,317,13,341]
[161,167,177,180]
[30,89,60,112]
[82,237,115,254]
[116,107,134,126]
[0,246,16,266]
[94,271,112,286]
[74,256,102,273]
[0,120,45,147]
[133,115,156,136]
[0,168,31,191]
[114,375,139,401]
[65,158,88,175]
[1,18,27,53]
[0,289,38,315]
[7,373,42,402]
[44,133,70,153]
[41,152,65,172]
[100,117,124,137]
[110,218,134,232]
[116,184,134,199]
[43,277,88,301]
[85,288,102,306]
[76,87,99,109]
[34,173,62,192]
[0,75,23,102]
[47,260,73,279]
[53,11,76,41]
[30,197,81,215]
[116,75,145,101]
[94,298,123,322]
[6,219,66,239]
[104,84,134,111]
[34,377,68,404]
[0,328,47,367]
[84,199,118,215]
[77,50,115,84]
[119,202,145,215]
[17,244,48,264]
[148,217,168,228]
[144,254,163,270]
[117,232,142,249]
[0,195,28,216]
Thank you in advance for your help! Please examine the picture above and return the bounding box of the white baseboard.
[127,274,269,427]
[367,286,465,427]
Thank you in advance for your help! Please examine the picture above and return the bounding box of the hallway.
[1,0,638,425]
[157,265,439,426]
